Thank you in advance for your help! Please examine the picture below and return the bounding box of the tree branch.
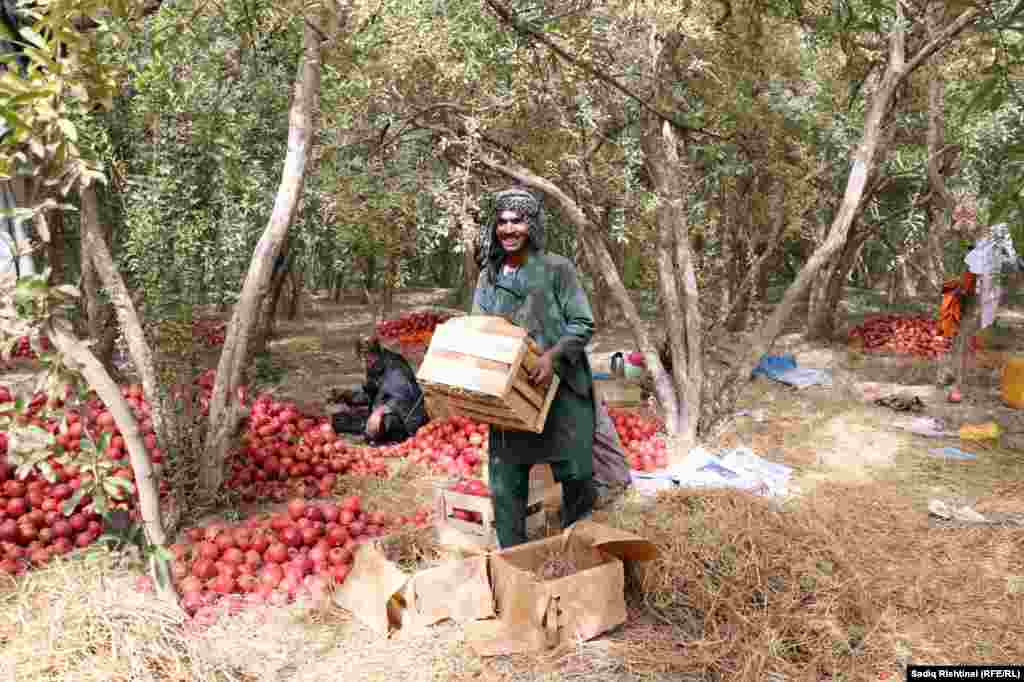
[483,0,724,141]
[46,317,177,603]
[903,8,979,75]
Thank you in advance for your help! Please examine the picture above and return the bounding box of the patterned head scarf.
[479,187,546,281]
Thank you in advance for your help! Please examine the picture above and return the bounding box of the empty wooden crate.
[416,316,559,433]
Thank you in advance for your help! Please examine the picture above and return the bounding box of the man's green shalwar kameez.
[472,188,597,549]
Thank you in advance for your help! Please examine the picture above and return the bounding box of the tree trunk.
[724,178,754,332]
[461,247,478,308]
[253,255,290,357]
[41,207,65,285]
[80,185,164,438]
[923,0,953,293]
[287,269,303,320]
[333,273,343,302]
[708,191,787,337]
[3,179,37,277]
[46,317,176,602]
[201,20,323,497]
[807,230,868,340]
[735,2,978,382]
[642,112,700,444]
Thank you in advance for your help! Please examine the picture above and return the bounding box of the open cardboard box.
[334,521,657,655]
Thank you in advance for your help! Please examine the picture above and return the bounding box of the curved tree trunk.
[201,19,324,497]
[80,184,164,438]
[807,230,870,340]
[47,317,176,603]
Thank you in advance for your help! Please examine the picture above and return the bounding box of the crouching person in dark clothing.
[331,337,429,444]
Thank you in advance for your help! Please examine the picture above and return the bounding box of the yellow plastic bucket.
[1002,357,1024,409]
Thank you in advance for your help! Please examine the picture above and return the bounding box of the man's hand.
[529,350,556,385]
[366,405,387,439]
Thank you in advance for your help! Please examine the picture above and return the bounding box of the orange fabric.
[939,292,961,337]
[937,272,979,338]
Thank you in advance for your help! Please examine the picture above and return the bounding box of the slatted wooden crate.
[434,478,548,550]
[416,315,559,433]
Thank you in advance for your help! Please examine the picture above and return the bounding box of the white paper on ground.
[630,446,793,498]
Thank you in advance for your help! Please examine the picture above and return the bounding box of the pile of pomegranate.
[0,383,168,576]
[847,315,982,358]
[375,311,454,348]
[168,495,431,621]
[3,334,51,363]
[389,415,487,477]
[226,393,395,502]
[608,408,669,472]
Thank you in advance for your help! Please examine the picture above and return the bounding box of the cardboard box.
[334,522,657,654]
[333,539,495,635]
[463,522,657,655]
[417,316,559,433]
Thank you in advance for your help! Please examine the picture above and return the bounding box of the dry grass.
[570,484,1024,681]
[0,548,231,682]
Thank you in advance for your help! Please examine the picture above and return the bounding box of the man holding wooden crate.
[472,187,598,549]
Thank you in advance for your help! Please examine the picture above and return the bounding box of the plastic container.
[1001,357,1024,409]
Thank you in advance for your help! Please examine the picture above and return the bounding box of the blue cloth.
[927,447,977,462]
[752,354,832,388]
[751,354,797,378]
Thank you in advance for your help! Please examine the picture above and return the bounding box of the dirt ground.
[233,287,1023,679]
[3,286,1023,681]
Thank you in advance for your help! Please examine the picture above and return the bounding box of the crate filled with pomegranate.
[416,315,559,433]
[434,477,546,549]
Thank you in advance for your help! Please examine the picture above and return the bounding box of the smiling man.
[472,187,598,549]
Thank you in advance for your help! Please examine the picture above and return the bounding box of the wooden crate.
[416,316,559,433]
[594,378,643,407]
[434,479,548,549]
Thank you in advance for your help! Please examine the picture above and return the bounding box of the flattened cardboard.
[572,520,659,562]
[333,522,656,654]
[400,555,494,630]
[332,542,409,635]
[466,522,657,656]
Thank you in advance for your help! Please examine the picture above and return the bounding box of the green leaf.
[153,546,175,563]
[104,476,134,499]
[154,557,171,588]
[38,459,56,483]
[98,431,112,453]
[57,119,77,143]
[92,493,108,516]
[107,476,135,490]
[62,487,86,516]
[18,26,48,50]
